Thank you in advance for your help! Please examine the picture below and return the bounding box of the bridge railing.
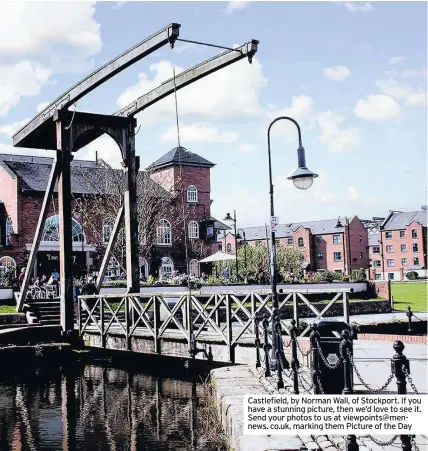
[78,288,352,362]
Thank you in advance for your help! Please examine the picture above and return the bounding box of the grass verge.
[0,305,16,314]
[392,282,428,312]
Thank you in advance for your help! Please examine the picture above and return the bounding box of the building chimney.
[95,150,98,165]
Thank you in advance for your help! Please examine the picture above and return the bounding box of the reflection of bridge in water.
[0,364,204,450]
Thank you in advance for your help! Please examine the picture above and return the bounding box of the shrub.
[314,270,342,283]
[406,271,419,280]
[341,275,350,282]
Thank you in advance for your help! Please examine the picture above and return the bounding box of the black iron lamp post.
[267,116,318,370]
[224,211,239,281]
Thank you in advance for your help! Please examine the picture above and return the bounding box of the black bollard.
[290,319,300,395]
[400,435,411,451]
[341,329,354,394]
[309,323,321,394]
[406,307,413,333]
[262,313,271,377]
[275,314,284,389]
[392,341,409,395]
[255,316,261,368]
[346,435,359,451]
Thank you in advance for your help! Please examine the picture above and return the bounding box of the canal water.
[0,359,216,451]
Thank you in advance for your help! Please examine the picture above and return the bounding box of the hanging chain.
[296,339,311,357]
[316,376,325,395]
[365,435,399,446]
[298,372,314,393]
[411,436,420,451]
[402,365,419,394]
[347,349,394,393]
[315,339,342,369]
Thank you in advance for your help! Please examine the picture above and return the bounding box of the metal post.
[406,307,413,333]
[392,341,409,395]
[309,323,321,394]
[275,313,284,389]
[290,319,300,395]
[346,435,359,451]
[341,329,354,394]
[262,313,271,377]
[400,435,411,451]
[255,316,261,368]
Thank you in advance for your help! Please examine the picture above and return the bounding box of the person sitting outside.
[18,267,26,285]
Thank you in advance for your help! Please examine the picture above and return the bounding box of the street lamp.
[237,228,247,277]
[267,116,318,371]
[224,211,239,281]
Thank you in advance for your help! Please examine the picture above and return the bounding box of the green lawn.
[0,305,17,314]
[392,282,428,312]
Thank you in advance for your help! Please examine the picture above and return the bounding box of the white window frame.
[385,232,392,239]
[298,237,304,248]
[412,243,419,252]
[413,257,420,266]
[160,257,174,277]
[333,234,341,244]
[189,259,199,276]
[5,217,13,246]
[387,259,394,267]
[157,219,172,245]
[373,246,380,254]
[139,257,149,279]
[0,256,17,278]
[187,185,198,203]
[106,256,121,279]
[188,221,199,239]
[226,243,232,253]
[287,238,293,245]
[401,244,407,252]
[412,229,417,239]
[333,252,342,262]
[401,258,407,266]
[386,245,393,253]
[102,217,115,244]
[373,260,381,268]
[400,231,405,238]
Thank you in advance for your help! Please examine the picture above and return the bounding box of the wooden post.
[125,295,130,350]
[100,298,105,348]
[251,292,256,334]
[154,296,160,354]
[55,118,75,335]
[343,292,350,324]
[226,294,234,363]
[123,121,140,294]
[293,293,299,328]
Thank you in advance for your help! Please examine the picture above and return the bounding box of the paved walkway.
[302,311,428,325]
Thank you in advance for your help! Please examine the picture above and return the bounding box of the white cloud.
[338,2,373,12]
[0,61,52,116]
[354,94,401,120]
[400,68,427,78]
[376,78,427,107]
[317,111,360,152]
[79,134,123,169]
[0,118,30,137]
[224,1,249,14]
[117,58,266,126]
[388,56,406,65]
[160,124,238,144]
[36,101,49,113]
[238,143,257,154]
[113,1,127,9]
[323,66,350,81]
[0,142,54,159]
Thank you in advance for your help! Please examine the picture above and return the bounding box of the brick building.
[367,207,427,281]
[215,216,369,275]
[0,147,224,280]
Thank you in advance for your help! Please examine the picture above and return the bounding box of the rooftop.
[147,146,215,170]
[383,210,427,230]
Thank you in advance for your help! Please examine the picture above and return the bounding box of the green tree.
[276,245,305,281]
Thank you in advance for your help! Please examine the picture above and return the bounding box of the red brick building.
[215,216,369,275]
[0,147,225,280]
[367,208,427,281]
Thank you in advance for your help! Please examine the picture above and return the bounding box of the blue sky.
[0,1,426,227]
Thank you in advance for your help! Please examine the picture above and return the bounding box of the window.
[157,219,172,245]
[401,258,407,266]
[139,257,149,280]
[335,269,343,275]
[334,252,342,261]
[359,252,363,258]
[385,232,392,239]
[218,243,222,251]
[412,243,419,252]
[287,238,293,246]
[388,273,395,280]
[189,259,199,277]
[400,231,405,238]
[5,217,13,246]
[401,244,407,252]
[373,260,381,268]
[102,217,115,244]
[386,245,393,253]
[226,243,232,253]
[387,259,394,267]
[106,256,120,279]
[188,221,199,239]
[42,215,84,242]
[333,235,341,244]
[373,246,380,254]
[359,235,362,243]
[255,241,262,247]
[413,257,420,266]
[187,185,198,203]
[160,257,174,277]
[317,252,324,259]
[375,273,382,280]
[0,256,16,278]
[298,237,304,248]
[412,229,417,239]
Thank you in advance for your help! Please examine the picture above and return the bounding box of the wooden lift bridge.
[12,22,259,336]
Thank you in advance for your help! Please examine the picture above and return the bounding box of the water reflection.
[0,364,206,451]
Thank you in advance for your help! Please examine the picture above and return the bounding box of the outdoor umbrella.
[198,251,236,263]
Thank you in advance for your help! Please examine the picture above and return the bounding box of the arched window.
[189,259,199,277]
[226,243,232,253]
[157,219,172,245]
[0,256,16,278]
[42,215,84,242]
[106,256,120,279]
[187,185,198,203]
[102,217,115,244]
[160,257,174,277]
[188,221,199,239]
[5,217,13,246]
[298,237,304,248]
[139,257,149,279]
